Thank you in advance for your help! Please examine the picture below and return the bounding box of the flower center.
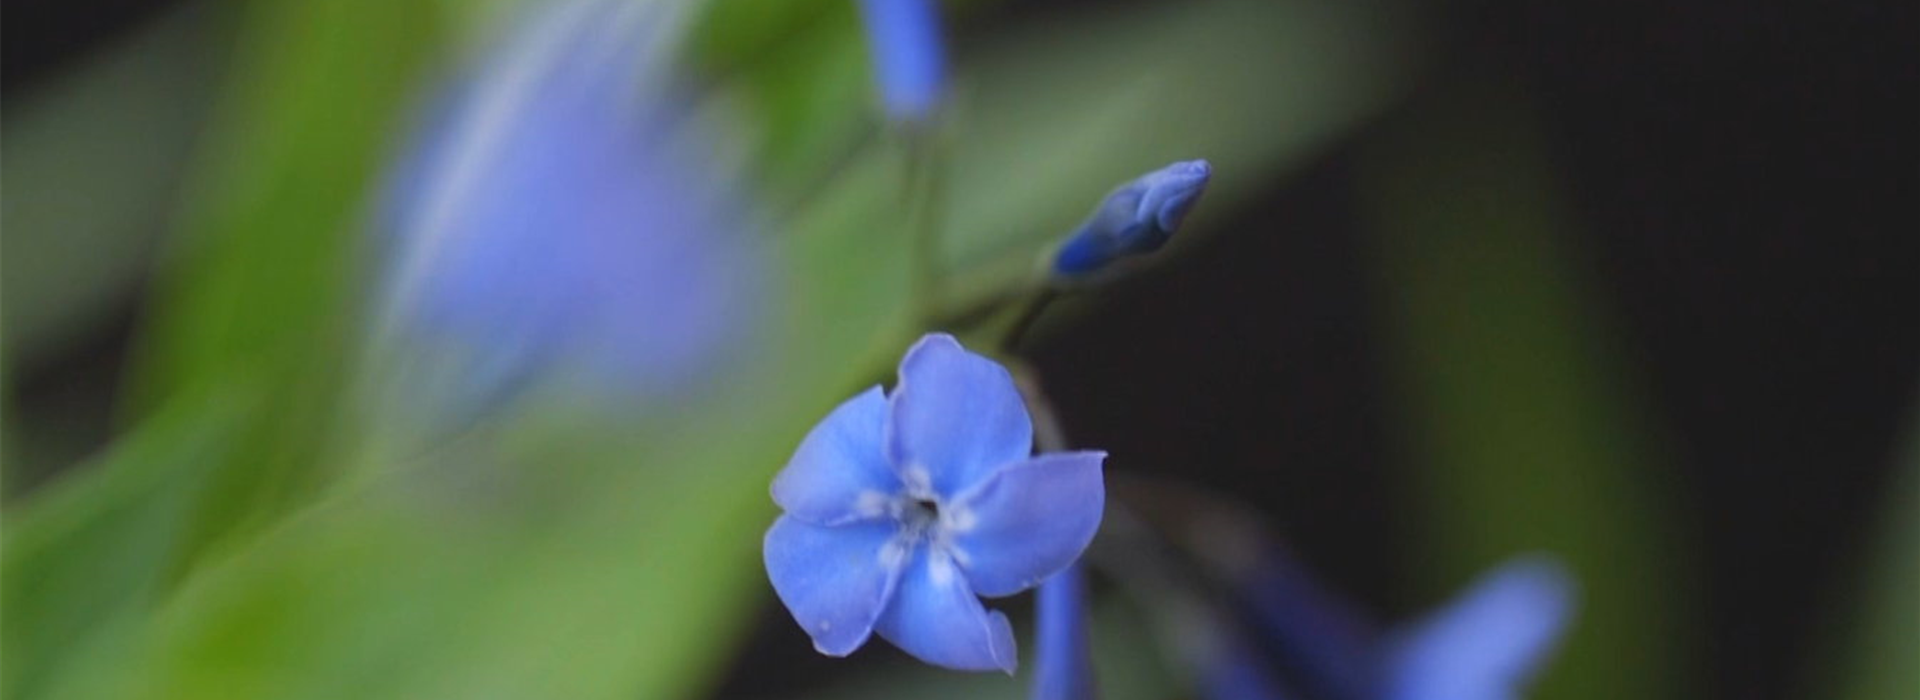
[901,496,941,530]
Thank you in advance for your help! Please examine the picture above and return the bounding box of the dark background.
[6,0,1915,698]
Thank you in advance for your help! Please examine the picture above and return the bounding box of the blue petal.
[1031,564,1098,700]
[949,451,1106,597]
[1200,633,1299,700]
[1384,556,1577,700]
[886,334,1034,497]
[873,546,1018,673]
[856,0,946,121]
[1232,551,1377,700]
[763,516,905,657]
[1136,159,1213,235]
[772,386,898,525]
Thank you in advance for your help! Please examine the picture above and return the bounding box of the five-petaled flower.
[764,333,1107,673]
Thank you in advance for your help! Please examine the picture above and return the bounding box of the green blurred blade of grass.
[1830,421,1918,700]
[0,7,218,396]
[0,6,222,494]
[1359,87,1697,699]
[2,389,256,700]
[120,0,446,572]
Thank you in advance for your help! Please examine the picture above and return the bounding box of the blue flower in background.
[379,0,761,413]
[764,333,1107,673]
[1052,160,1213,279]
[1031,563,1098,700]
[1202,554,1575,700]
[1382,557,1576,700]
[1197,626,1299,700]
[856,0,947,122]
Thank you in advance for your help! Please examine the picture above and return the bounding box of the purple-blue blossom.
[378,0,760,412]
[856,0,947,122]
[1202,553,1575,700]
[1052,160,1214,279]
[764,333,1107,673]
[1381,557,1576,700]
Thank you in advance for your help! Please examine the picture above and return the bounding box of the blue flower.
[1176,516,1574,700]
[764,333,1107,673]
[1381,557,1576,700]
[1197,628,1299,700]
[856,0,947,122]
[1051,160,1214,279]
[379,0,761,413]
[1201,555,1574,700]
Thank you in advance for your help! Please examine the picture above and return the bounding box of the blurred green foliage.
[1831,425,1918,700]
[17,1,1905,699]
[1358,87,1696,699]
[0,8,222,483]
[4,0,1413,698]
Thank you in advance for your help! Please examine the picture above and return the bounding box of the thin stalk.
[903,133,947,327]
[1002,288,1062,355]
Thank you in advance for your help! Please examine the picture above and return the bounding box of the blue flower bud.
[1051,160,1213,279]
[857,0,947,122]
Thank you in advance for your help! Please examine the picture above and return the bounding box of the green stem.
[1001,288,1062,355]
[903,133,946,327]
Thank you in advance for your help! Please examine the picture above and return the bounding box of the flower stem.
[1002,288,1062,355]
[903,132,947,326]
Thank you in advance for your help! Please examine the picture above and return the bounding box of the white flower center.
[873,481,977,574]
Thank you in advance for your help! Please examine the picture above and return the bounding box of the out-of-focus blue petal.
[886,334,1034,497]
[874,546,1019,673]
[1031,563,1098,700]
[763,516,904,657]
[949,451,1106,597]
[772,386,898,526]
[1233,553,1378,700]
[1200,632,1298,700]
[1383,556,1577,700]
[855,0,946,122]
[1051,160,1213,279]
[382,0,761,409]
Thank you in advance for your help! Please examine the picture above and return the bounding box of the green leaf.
[1831,424,1919,700]
[1357,86,1695,700]
[2,389,255,700]
[0,8,224,491]
[121,0,448,570]
[0,8,220,378]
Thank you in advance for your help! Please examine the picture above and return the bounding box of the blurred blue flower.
[379,0,761,412]
[764,333,1107,673]
[1051,160,1213,279]
[1032,563,1098,700]
[856,0,947,122]
[1204,554,1575,700]
[1381,557,1576,700]
[1231,550,1379,700]
[1198,627,1298,700]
